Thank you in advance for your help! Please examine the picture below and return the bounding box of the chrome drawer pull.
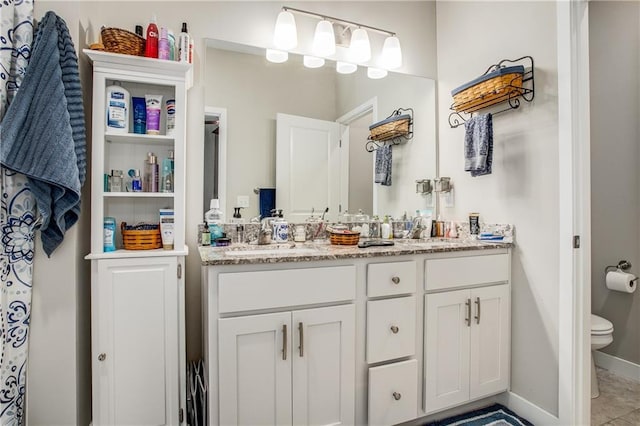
[475,297,481,324]
[392,392,402,401]
[390,325,399,334]
[465,298,471,327]
[391,276,401,285]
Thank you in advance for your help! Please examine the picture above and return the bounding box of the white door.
[93,257,180,426]
[218,312,292,426]
[292,305,356,426]
[470,284,510,399]
[276,113,343,222]
[424,290,471,413]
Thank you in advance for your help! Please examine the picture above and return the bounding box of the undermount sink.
[225,245,323,257]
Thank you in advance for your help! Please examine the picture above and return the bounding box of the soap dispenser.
[272,210,289,243]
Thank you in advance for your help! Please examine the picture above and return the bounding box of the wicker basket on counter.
[326,226,360,246]
[101,27,145,56]
[121,222,162,250]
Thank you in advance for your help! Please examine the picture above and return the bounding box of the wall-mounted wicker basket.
[101,27,146,57]
[366,108,414,152]
[121,223,162,250]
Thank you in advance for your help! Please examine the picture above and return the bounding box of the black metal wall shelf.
[448,56,534,128]
[366,107,414,152]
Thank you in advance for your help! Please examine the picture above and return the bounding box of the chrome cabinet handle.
[392,392,402,401]
[98,353,106,361]
[391,276,401,285]
[475,297,481,324]
[282,324,287,361]
[465,299,471,327]
[390,325,399,334]
[298,322,304,357]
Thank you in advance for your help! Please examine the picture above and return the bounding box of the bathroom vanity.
[200,240,511,425]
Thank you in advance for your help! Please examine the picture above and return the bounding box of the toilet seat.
[591,314,613,335]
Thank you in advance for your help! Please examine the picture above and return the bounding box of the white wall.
[589,1,640,365]
[436,1,560,416]
[27,2,438,424]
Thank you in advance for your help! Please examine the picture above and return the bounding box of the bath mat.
[424,403,534,426]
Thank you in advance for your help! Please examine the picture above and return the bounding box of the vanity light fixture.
[266,49,289,63]
[304,55,325,68]
[336,61,357,74]
[273,10,297,50]
[367,67,388,79]
[271,6,401,75]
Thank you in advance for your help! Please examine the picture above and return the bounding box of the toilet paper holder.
[605,260,632,274]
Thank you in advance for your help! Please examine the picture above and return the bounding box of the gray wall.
[436,1,560,416]
[589,1,640,365]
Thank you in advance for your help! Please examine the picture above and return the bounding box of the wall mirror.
[204,39,437,222]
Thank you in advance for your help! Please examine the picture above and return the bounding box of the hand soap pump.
[272,209,289,243]
[205,199,224,241]
[231,207,245,224]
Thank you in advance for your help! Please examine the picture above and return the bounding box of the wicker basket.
[369,114,411,141]
[327,226,360,245]
[121,223,162,250]
[101,27,145,57]
[451,66,525,113]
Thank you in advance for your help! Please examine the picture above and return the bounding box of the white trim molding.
[557,1,592,425]
[497,392,559,426]
[593,351,640,383]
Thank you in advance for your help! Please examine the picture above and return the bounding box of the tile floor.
[591,367,640,425]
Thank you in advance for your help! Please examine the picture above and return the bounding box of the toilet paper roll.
[606,270,637,293]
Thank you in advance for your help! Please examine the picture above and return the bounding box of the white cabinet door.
[93,257,180,426]
[470,284,510,399]
[218,312,292,426]
[424,290,471,413]
[292,305,355,426]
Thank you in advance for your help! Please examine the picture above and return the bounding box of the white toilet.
[591,314,614,398]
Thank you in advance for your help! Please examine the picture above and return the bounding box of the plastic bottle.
[167,30,176,61]
[104,217,116,252]
[200,223,211,246]
[165,99,176,136]
[381,215,392,239]
[144,152,159,192]
[205,199,225,241]
[158,27,170,60]
[178,22,190,63]
[105,83,130,133]
[145,14,159,58]
[161,150,174,193]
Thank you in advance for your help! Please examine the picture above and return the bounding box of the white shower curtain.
[0,0,34,424]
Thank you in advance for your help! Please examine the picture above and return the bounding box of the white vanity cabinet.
[206,265,356,426]
[424,254,511,414]
[85,50,191,425]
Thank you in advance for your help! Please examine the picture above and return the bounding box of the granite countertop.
[198,238,513,266]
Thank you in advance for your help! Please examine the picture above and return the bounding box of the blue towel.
[258,188,276,220]
[374,144,392,186]
[464,113,493,177]
[1,11,86,256]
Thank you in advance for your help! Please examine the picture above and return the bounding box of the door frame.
[336,97,379,215]
[557,1,591,424]
[204,106,227,216]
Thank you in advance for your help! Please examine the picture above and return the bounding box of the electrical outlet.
[237,195,250,208]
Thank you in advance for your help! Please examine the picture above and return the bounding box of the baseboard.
[496,391,559,425]
[594,350,640,382]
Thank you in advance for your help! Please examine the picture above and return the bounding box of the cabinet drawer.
[367,261,416,297]
[367,296,416,363]
[425,254,509,291]
[369,360,418,426]
[218,265,356,313]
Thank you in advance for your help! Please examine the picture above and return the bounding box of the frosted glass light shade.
[266,49,288,63]
[304,56,325,68]
[273,10,297,50]
[349,28,371,63]
[367,67,388,79]
[313,20,336,57]
[381,36,402,69]
[336,61,357,74]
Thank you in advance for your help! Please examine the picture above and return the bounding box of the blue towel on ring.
[464,113,493,177]
[374,144,392,186]
[0,11,87,256]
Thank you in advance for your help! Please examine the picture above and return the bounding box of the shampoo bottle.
[158,27,170,60]
[144,152,159,192]
[178,22,191,63]
[145,14,159,58]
